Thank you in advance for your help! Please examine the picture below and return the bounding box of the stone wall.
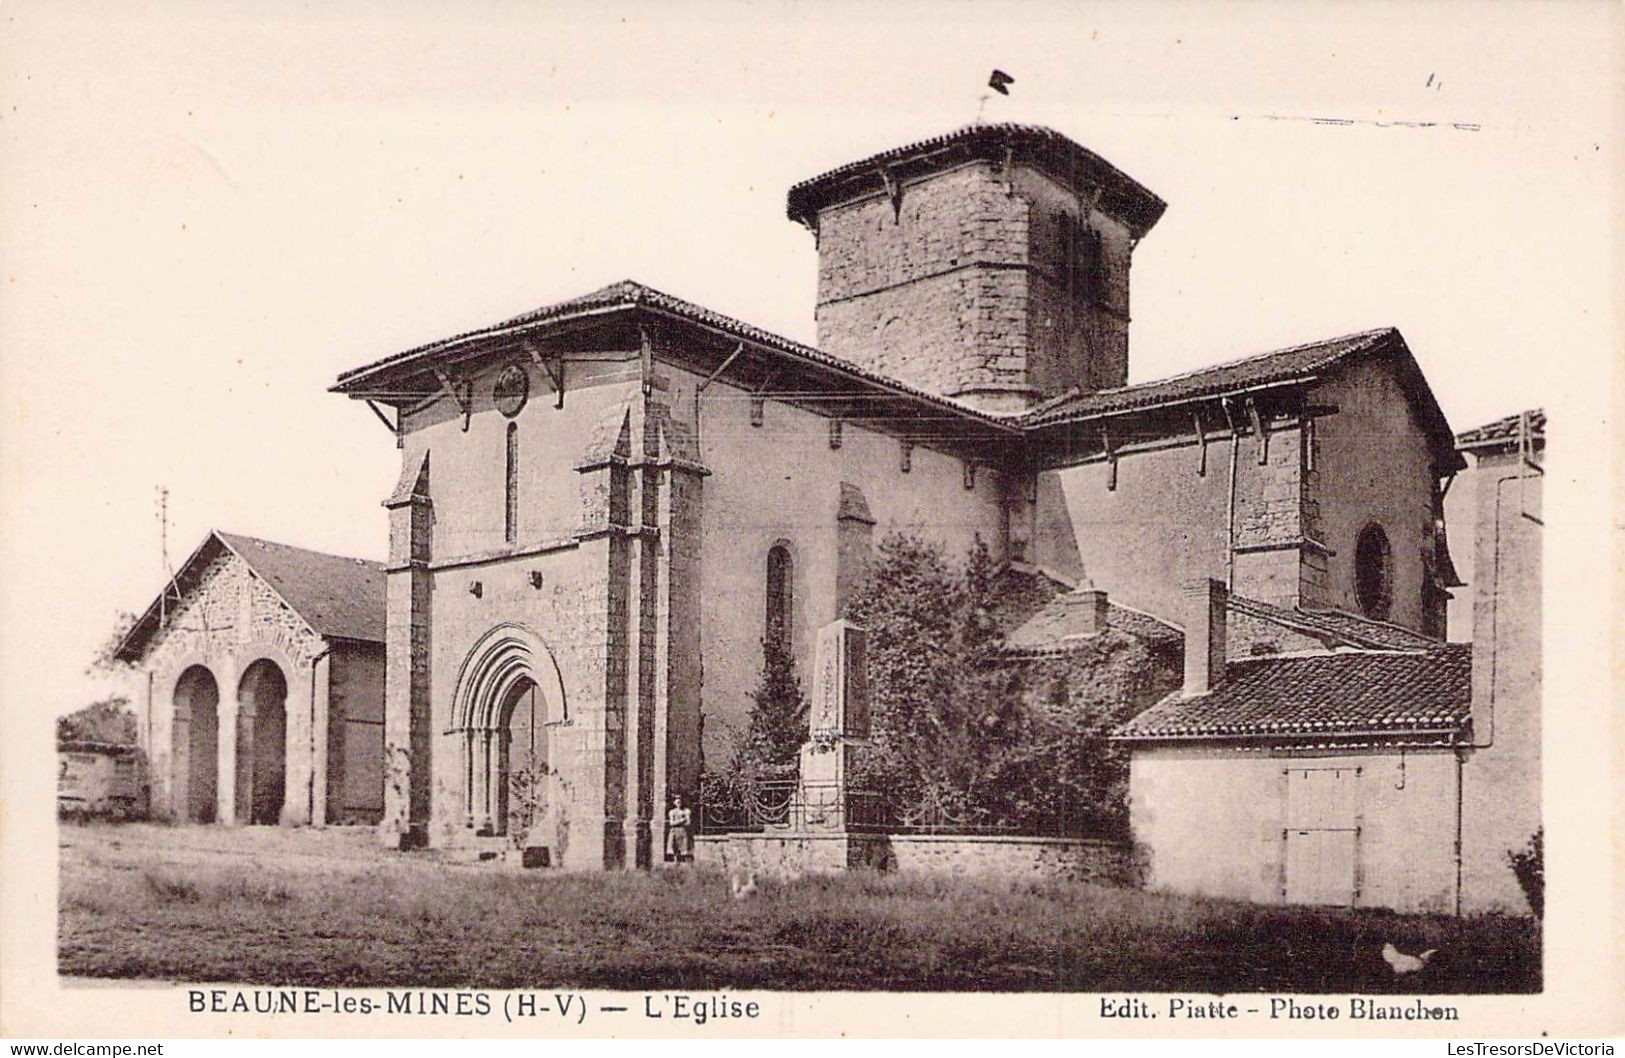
[695,832,885,875]
[1039,436,1234,624]
[812,160,1134,413]
[1310,357,1443,630]
[134,544,327,826]
[695,831,1137,885]
[388,355,712,870]
[659,362,1005,772]
[1032,356,1443,634]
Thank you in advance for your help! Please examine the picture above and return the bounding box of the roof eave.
[332,294,1025,440]
[112,531,228,663]
[785,124,1168,239]
[1111,725,1468,744]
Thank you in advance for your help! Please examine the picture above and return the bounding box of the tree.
[58,697,138,746]
[1508,828,1544,918]
[842,532,1020,819]
[87,610,139,677]
[737,616,809,775]
[842,531,1137,835]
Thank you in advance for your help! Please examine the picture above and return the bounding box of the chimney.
[1064,587,1111,635]
[1182,578,1228,697]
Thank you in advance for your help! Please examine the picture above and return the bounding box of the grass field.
[58,822,1539,993]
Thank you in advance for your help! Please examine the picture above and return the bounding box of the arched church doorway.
[236,659,288,825]
[492,678,547,838]
[453,624,569,847]
[172,666,219,823]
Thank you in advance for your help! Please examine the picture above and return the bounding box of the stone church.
[323,123,1497,880]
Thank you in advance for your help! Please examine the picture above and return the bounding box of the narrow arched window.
[504,422,519,544]
[766,545,793,652]
[1355,523,1392,621]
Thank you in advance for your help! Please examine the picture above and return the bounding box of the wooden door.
[1283,766,1360,906]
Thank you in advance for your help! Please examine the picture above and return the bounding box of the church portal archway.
[452,624,567,840]
[493,678,547,838]
[172,665,219,823]
[236,659,289,825]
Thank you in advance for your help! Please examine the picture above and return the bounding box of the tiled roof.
[1023,328,1398,425]
[115,532,384,661]
[331,280,1020,433]
[333,281,1455,466]
[1001,591,1182,654]
[1229,595,1443,651]
[1456,408,1545,450]
[215,533,385,644]
[785,123,1167,238]
[1114,644,1471,742]
[58,740,139,756]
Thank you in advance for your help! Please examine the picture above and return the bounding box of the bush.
[1507,827,1543,917]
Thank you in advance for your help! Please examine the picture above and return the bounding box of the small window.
[766,545,793,652]
[1354,523,1392,621]
[504,422,519,544]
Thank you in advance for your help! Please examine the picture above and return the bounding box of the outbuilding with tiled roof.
[114,531,386,829]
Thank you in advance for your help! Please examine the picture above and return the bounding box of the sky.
[1,1,1619,718]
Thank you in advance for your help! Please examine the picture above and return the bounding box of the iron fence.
[697,774,1127,839]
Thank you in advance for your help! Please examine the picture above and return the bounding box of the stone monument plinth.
[797,619,868,831]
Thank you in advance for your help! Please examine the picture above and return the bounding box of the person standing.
[666,793,694,864]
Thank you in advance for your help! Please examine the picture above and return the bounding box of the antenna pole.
[157,486,170,623]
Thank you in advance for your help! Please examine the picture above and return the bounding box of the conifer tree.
[740,616,809,775]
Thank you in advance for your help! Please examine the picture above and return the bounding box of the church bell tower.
[787,124,1166,415]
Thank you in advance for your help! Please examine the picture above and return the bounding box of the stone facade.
[812,161,1136,414]
[1028,358,1450,631]
[373,348,1005,867]
[376,357,714,870]
[121,536,385,828]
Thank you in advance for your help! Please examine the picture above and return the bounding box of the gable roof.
[114,532,385,662]
[998,588,1183,655]
[1113,643,1471,743]
[1456,407,1545,451]
[785,123,1168,239]
[214,533,385,644]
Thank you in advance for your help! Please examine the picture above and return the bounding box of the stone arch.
[171,665,220,823]
[451,624,568,837]
[236,658,289,825]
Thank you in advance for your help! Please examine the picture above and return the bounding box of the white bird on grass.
[729,868,759,901]
[1382,942,1438,975]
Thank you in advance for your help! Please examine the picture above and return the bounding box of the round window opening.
[1354,523,1392,621]
[493,363,530,418]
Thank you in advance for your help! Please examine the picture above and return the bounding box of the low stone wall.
[696,831,1138,886]
[695,832,886,876]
